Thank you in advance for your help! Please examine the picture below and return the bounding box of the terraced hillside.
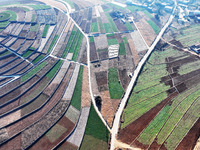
[0,1,91,150]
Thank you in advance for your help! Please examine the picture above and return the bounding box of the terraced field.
[0,2,90,150]
[119,45,200,149]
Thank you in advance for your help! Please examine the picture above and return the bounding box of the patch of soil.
[170,39,184,48]
[90,42,98,62]
[57,141,78,150]
[118,92,178,145]
[114,19,127,32]
[118,69,130,90]
[81,67,91,108]
[0,133,21,150]
[95,71,107,87]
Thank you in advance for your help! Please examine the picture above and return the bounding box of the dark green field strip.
[47,34,59,53]
[62,26,78,58]
[42,24,50,38]
[32,55,44,64]
[46,60,63,79]
[81,103,109,148]
[119,42,126,55]
[147,20,160,34]
[4,10,17,21]
[68,30,81,53]
[21,61,47,83]
[90,22,98,33]
[108,68,124,99]
[70,65,83,110]
[72,33,83,61]
[105,13,118,32]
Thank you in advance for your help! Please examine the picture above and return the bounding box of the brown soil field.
[118,69,130,90]
[98,51,108,60]
[0,133,21,150]
[118,92,178,145]
[81,67,91,108]
[114,19,127,32]
[0,55,18,68]
[128,39,140,66]
[100,90,120,127]
[10,39,25,51]
[4,61,29,75]
[90,42,98,62]
[135,18,156,47]
[0,58,21,72]
[57,141,78,150]
[176,118,200,150]
[29,108,75,150]
[0,78,20,96]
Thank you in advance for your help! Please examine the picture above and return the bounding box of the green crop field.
[176,25,200,47]
[107,38,118,45]
[137,83,200,145]
[32,55,44,64]
[80,103,109,150]
[70,65,83,110]
[31,14,36,22]
[91,22,98,32]
[62,27,78,58]
[69,30,81,53]
[108,68,124,99]
[0,12,10,21]
[72,33,83,61]
[42,24,50,38]
[125,22,133,31]
[21,61,46,83]
[105,13,118,32]
[119,42,126,55]
[104,23,112,33]
[4,10,17,21]
[47,34,59,53]
[63,0,75,9]
[46,60,63,79]
[89,36,94,43]
[147,20,160,34]
[30,23,39,32]
[22,50,33,58]
[0,21,9,28]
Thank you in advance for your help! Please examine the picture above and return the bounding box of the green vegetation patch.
[31,14,36,22]
[119,42,126,55]
[105,13,118,32]
[123,37,128,44]
[0,21,9,28]
[103,23,112,33]
[32,55,44,64]
[125,22,133,31]
[46,124,67,143]
[84,103,109,142]
[63,0,75,9]
[89,36,94,43]
[107,38,118,45]
[178,60,200,75]
[80,135,108,150]
[70,65,83,110]
[68,30,80,53]
[47,34,59,53]
[22,50,33,58]
[108,68,124,99]
[72,33,83,61]
[42,24,50,38]
[46,60,63,79]
[147,20,160,34]
[106,33,115,37]
[4,10,17,21]
[21,61,46,83]
[30,23,39,32]
[165,97,200,150]
[90,22,98,33]
[0,12,10,21]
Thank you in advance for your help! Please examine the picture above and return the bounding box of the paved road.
[110,1,177,149]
